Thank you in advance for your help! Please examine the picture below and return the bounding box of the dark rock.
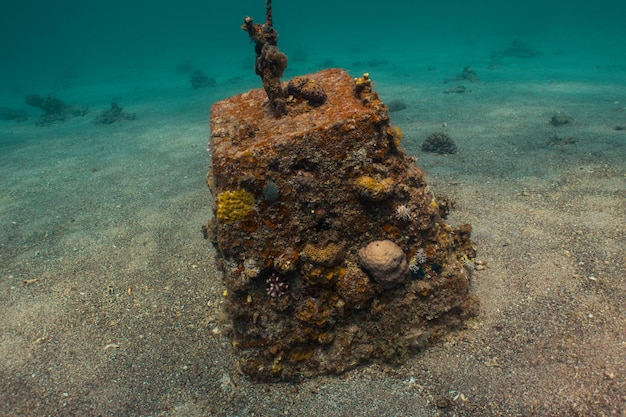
[25,94,67,115]
[489,40,541,69]
[190,70,216,89]
[445,66,479,83]
[25,94,88,126]
[94,102,136,125]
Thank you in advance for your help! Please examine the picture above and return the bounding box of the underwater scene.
[1,0,624,415]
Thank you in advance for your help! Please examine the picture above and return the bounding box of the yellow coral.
[354,72,371,87]
[354,175,395,201]
[354,72,372,97]
[216,189,255,223]
[390,125,403,147]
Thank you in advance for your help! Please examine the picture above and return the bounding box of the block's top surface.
[210,68,379,155]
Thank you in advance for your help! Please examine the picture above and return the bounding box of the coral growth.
[354,176,395,201]
[25,93,88,126]
[422,132,458,154]
[241,1,289,116]
[216,190,255,223]
[266,273,288,297]
[394,204,412,221]
[390,125,403,147]
[499,39,541,59]
[190,70,216,90]
[94,102,135,125]
[301,243,345,267]
[207,68,477,381]
[489,39,541,68]
[287,76,327,107]
[354,72,372,98]
[358,240,409,289]
[550,112,574,126]
[445,66,480,83]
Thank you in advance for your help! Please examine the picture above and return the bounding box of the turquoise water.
[1,0,625,106]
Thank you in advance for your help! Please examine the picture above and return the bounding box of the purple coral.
[266,274,288,297]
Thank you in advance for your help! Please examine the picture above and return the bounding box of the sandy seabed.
[1,49,625,416]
